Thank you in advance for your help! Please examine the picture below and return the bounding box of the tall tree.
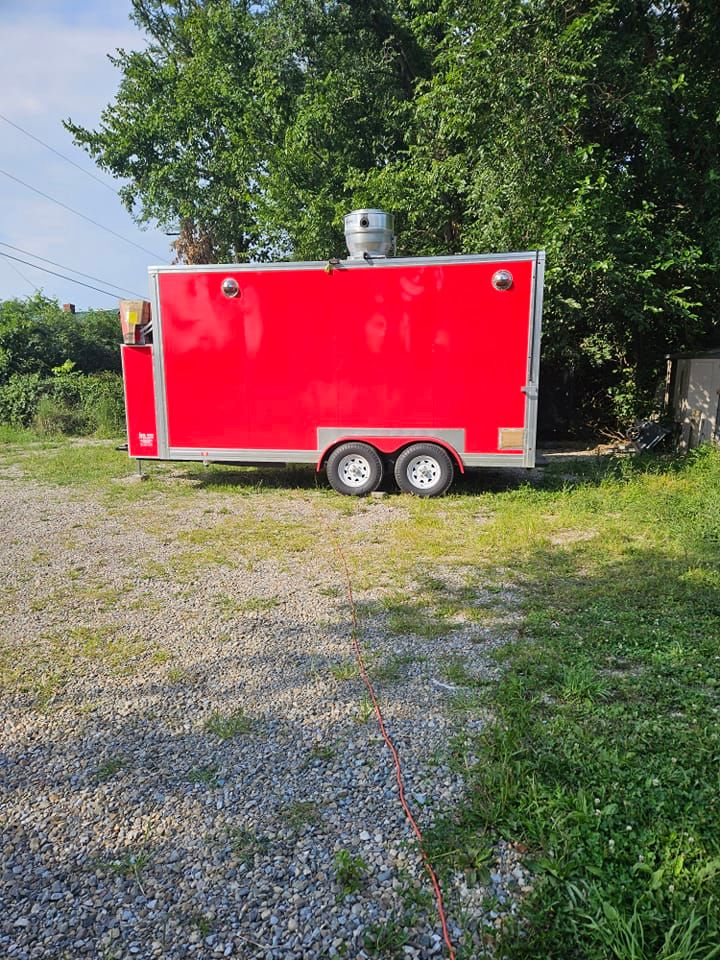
[66,0,429,261]
[66,0,266,262]
[363,0,720,423]
[67,0,720,425]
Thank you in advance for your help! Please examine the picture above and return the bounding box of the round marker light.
[492,269,513,291]
[221,277,240,298]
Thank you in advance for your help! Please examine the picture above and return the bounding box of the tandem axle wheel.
[326,441,455,498]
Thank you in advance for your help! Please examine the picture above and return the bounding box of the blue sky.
[0,0,172,309]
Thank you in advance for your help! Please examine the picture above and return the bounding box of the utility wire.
[1,253,41,295]
[0,241,145,298]
[0,251,128,301]
[0,168,168,262]
[0,112,119,195]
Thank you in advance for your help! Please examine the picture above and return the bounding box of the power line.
[0,112,119,195]
[0,251,129,301]
[1,254,41,295]
[0,168,168,262]
[0,241,145,298]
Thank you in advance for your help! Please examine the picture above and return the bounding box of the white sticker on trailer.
[139,432,155,447]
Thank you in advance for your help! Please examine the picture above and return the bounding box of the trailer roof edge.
[148,251,544,275]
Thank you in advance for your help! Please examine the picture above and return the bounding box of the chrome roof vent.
[343,208,395,259]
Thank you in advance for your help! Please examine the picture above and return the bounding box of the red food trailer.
[120,210,544,496]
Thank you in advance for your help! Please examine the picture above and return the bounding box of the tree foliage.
[0,296,125,434]
[0,295,120,379]
[66,0,720,427]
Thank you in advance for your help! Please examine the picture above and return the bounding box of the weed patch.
[0,626,164,706]
[227,828,270,865]
[333,849,368,897]
[363,915,409,958]
[8,441,133,486]
[329,659,359,682]
[204,708,254,739]
[281,801,321,831]
[95,756,126,781]
[188,764,220,787]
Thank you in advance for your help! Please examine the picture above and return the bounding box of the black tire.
[326,442,384,496]
[394,443,454,497]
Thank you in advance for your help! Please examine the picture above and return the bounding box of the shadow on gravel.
[180,463,326,492]
[169,462,547,497]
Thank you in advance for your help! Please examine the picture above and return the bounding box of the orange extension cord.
[334,542,456,960]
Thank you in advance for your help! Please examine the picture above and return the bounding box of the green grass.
[443,655,494,689]
[370,652,417,684]
[303,744,335,766]
[281,800,321,830]
[95,756,126,781]
[0,440,133,486]
[204,707,254,739]
[329,659,359,681]
[0,626,165,707]
[227,827,270,865]
[26,582,123,615]
[167,665,191,684]
[188,764,220,787]
[380,595,450,639]
[172,516,316,574]
[0,425,44,444]
[106,848,151,883]
[423,448,720,959]
[191,914,214,937]
[329,652,416,686]
[355,696,374,723]
[238,596,281,613]
[445,689,488,715]
[363,915,409,958]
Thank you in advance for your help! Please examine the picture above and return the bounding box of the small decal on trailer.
[138,432,155,447]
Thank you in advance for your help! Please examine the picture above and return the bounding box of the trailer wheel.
[394,443,454,497]
[326,442,384,496]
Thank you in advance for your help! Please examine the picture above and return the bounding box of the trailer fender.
[316,437,464,474]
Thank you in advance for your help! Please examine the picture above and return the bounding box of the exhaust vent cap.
[344,208,395,259]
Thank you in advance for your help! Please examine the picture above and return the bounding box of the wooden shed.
[665,349,720,450]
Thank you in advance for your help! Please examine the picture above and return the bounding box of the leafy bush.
[76,372,125,437]
[0,366,125,436]
[33,396,85,436]
[0,295,120,379]
[0,296,126,437]
[0,373,46,427]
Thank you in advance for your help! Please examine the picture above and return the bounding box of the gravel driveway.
[0,450,530,959]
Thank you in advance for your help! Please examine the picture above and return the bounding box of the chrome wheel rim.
[338,454,372,488]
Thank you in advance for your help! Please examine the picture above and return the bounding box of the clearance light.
[221,277,240,298]
[492,269,513,291]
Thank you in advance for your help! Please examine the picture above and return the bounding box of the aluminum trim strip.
[149,272,169,459]
[463,454,526,467]
[148,252,542,275]
[120,346,132,459]
[522,252,545,467]
[317,427,465,452]
[167,447,317,463]
[162,448,528,469]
